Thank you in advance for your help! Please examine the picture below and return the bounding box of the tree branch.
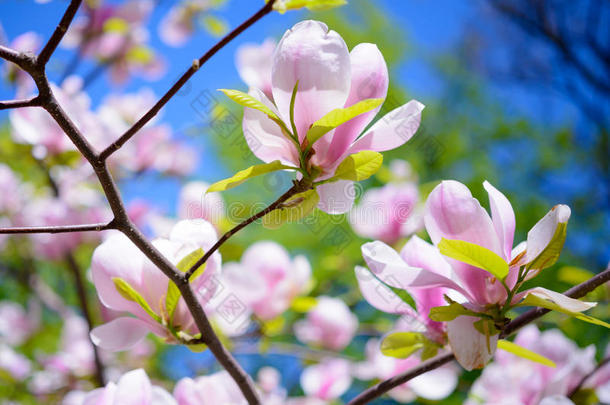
[98,0,276,161]
[0,222,113,234]
[185,181,310,279]
[37,0,83,66]
[0,44,23,66]
[346,267,610,405]
[0,96,41,110]
[569,355,610,398]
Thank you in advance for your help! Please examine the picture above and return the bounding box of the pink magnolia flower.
[294,296,358,351]
[63,0,163,84]
[173,371,246,405]
[354,338,458,402]
[177,181,225,226]
[0,164,21,215]
[236,38,276,99]
[349,181,421,244]
[240,20,424,214]
[300,358,352,401]
[361,180,579,370]
[90,220,221,351]
[0,301,40,345]
[76,369,176,405]
[466,325,596,405]
[44,315,98,377]
[159,0,226,46]
[0,343,31,380]
[220,241,311,320]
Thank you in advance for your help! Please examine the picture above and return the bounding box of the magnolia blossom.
[354,338,458,402]
[0,343,31,380]
[44,315,98,377]
[177,181,225,225]
[63,0,163,83]
[0,301,40,346]
[240,20,423,214]
[235,38,276,99]
[173,371,246,405]
[349,181,421,244]
[361,180,582,370]
[159,0,226,46]
[294,296,358,351]
[90,220,221,351]
[220,241,311,320]
[74,369,176,405]
[466,325,596,405]
[300,358,352,401]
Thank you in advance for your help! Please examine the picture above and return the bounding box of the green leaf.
[263,189,319,229]
[497,340,556,367]
[126,46,153,64]
[112,278,160,322]
[272,0,348,13]
[428,302,479,322]
[201,15,228,37]
[306,98,383,145]
[208,160,295,192]
[557,266,595,285]
[473,318,499,336]
[518,292,610,329]
[103,17,129,33]
[290,296,317,312]
[219,89,293,136]
[526,222,567,271]
[420,340,440,361]
[187,343,208,353]
[438,238,509,280]
[380,332,426,359]
[166,248,206,322]
[330,150,383,182]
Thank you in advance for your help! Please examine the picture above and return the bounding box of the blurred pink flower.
[76,369,176,405]
[0,164,21,215]
[3,31,41,94]
[158,0,225,46]
[44,315,98,378]
[90,220,221,351]
[466,325,596,405]
[349,181,421,244]
[174,371,246,405]
[294,296,358,351]
[0,343,31,380]
[241,20,423,214]
[236,38,276,99]
[220,241,311,320]
[0,300,40,346]
[300,358,352,401]
[177,181,225,226]
[353,338,458,402]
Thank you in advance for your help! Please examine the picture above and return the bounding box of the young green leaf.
[428,302,480,322]
[518,289,609,329]
[306,98,383,145]
[218,89,293,136]
[526,222,567,271]
[380,332,426,359]
[497,339,556,367]
[420,340,440,361]
[166,248,206,322]
[263,189,319,229]
[290,296,317,313]
[438,238,509,280]
[272,0,348,14]
[330,150,383,182]
[112,277,161,322]
[208,160,295,192]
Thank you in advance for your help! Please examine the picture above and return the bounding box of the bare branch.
[38,0,83,66]
[185,181,311,279]
[346,267,610,405]
[98,0,277,161]
[0,96,41,110]
[0,222,113,234]
[0,44,23,65]
[569,355,610,398]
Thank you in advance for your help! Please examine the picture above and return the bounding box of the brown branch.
[0,222,113,234]
[0,44,23,66]
[37,0,83,66]
[185,181,310,279]
[569,355,610,398]
[346,267,610,405]
[65,253,106,386]
[98,0,276,161]
[0,96,41,110]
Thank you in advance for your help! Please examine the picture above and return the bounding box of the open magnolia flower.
[211,20,424,219]
[360,180,609,370]
[90,220,221,351]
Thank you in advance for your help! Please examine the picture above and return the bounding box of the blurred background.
[0,0,608,404]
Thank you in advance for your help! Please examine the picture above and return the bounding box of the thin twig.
[185,181,310,279]
[98,0,277,161]
[37,0,83,66]
[0,96,41,110]
[569,356,610,398]
[0,222,113,234]
[346,267,610,405]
